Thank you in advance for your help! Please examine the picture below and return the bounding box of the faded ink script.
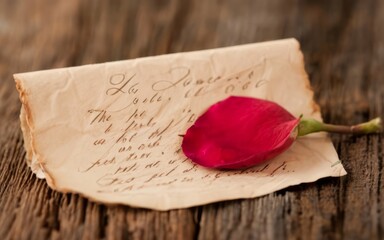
[78,63,293,195]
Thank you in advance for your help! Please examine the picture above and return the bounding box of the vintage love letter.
[15,39,346,210]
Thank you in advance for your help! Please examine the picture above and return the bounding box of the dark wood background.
[0,0,383,239]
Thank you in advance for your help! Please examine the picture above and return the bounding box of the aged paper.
[15,39,346,210]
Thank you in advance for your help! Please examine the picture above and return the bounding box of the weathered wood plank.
[0,0,383,239]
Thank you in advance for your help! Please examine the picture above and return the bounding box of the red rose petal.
[181,96,300,169]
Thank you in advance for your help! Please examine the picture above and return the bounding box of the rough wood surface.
[0,0,383,239]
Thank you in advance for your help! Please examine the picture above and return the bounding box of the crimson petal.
[181,96,300,169]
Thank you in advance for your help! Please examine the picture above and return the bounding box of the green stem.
[297,117,382,137]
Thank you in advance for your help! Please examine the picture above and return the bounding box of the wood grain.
[0,0,383,239]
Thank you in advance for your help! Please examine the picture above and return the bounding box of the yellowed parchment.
[15,38,346,210]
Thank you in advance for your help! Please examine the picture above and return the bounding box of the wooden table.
[0,0,383,239]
